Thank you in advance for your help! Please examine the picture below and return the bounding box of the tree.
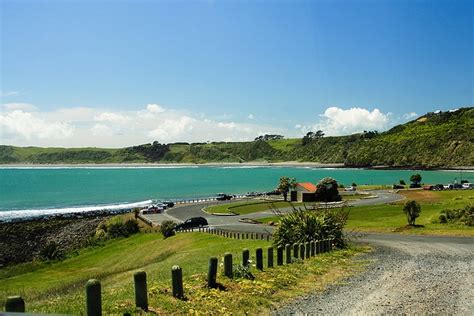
[277,176,296,201]
[399,179,406,185]
[403,200,421,226]
[410,174,422,185]
[315,177,342,202]
[302,130,325,145]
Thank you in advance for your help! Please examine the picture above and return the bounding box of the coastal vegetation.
[1,107,472,168]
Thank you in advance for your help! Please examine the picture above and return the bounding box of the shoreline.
[0,161,473,171]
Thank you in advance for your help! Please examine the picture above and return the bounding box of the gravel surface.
[276,234,474,315]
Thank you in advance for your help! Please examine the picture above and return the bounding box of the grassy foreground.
[1,232,368,314]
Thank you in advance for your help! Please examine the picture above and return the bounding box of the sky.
[1,0,472,147]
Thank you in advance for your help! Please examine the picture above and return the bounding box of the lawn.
[260,190,474,236]
[0,232,367,314]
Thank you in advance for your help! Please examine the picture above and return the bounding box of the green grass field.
[0,232,366,314]
[260,190,474,236]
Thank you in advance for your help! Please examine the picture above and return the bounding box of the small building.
[290,182,317,202]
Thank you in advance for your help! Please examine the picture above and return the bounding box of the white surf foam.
[0,200,153,221]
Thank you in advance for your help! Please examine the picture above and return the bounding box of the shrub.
[39,241,64,261]
[315,177,342,202]
[233,264,255,280]
[160,220,176,238]
[440,205,473,226]
[438,214,447,223]
[403,200,421,226]
[272,205,349,249]
[399,180,406,185]
[101,216,140,239]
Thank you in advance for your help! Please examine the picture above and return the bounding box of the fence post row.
[305,242,310,259]
[299,243,305,259]
[293,243,299,259]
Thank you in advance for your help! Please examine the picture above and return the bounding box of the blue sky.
[1,0,472,147]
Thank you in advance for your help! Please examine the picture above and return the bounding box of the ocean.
[0,166,470,220]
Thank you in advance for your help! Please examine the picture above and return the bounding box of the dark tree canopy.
[403,200,421,226]
[254,134,284,141]
[302,130,325,145]
[277,176,296,202]
[410,174,422,184]
[315,177,342,202]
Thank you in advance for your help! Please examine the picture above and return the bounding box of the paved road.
[276,233,474,315]
[144,190,404,234]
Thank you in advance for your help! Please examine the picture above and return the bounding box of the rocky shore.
[0,214,113,267]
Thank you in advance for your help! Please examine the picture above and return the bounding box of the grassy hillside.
[0,232,365,314]
[1,107,472,167]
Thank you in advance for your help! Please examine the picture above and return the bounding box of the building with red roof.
[290,182,317,202]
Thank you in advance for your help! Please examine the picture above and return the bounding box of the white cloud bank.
[1,102,419,147]
[296,107,391,136]
[0,103,285,147]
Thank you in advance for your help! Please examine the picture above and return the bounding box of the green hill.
[1,107,473,168]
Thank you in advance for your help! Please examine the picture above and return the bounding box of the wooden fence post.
[171,265,184,299]
[256,248,263,270]
[5,296,25,313]
[293,243,299,259]
[285,244,291,264]
[277,246,284,265]
[300,243,305,259]
[267,246,274,268]
[310,241,315,257]
[305,242,310,259]
[85,279,101,316]
[224,253,233,278]
[134,271,148,311]
[242,249,250,267]
[208,257,218,288]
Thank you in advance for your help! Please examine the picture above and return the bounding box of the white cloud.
[0,110,74,140]
[0,102,285,147]
[146,104,166,113]
[3,103,38,112]
[0,91,19,97]
[94,112,130,124]
[296,107,390,136]
[403,112,418,120]
[248,114,255,120]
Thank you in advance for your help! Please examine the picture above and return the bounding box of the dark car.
[163,201,175,208]
[174,217,208,230]
[409,183,421,188]
[216,193,232,201]
[392,184,405,189]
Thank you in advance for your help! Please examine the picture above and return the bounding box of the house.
[290,182,317,202]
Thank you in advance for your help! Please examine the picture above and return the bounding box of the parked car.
[344,186,356,191]
[174,217,208,230]
[162,201,175,208]
[409,183,421,188]
[216,193,232,201]
[462,183,474,189]
[444,184,453,190]
[141,204,165,214]
[432,184,444,191]
[393,184,405,189]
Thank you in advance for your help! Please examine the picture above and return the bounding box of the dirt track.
[276,234,474,315]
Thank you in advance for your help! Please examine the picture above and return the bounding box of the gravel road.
[276,233,474,315]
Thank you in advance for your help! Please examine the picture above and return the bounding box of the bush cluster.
[95,217,140,240]
[272,205,349,249]
[160,220,177,238]
[439,205,473,226]
[39,241,65,261]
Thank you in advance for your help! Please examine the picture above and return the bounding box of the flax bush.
[272,205,349,249]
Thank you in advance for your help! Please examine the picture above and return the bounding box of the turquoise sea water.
[0,166,471,219]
